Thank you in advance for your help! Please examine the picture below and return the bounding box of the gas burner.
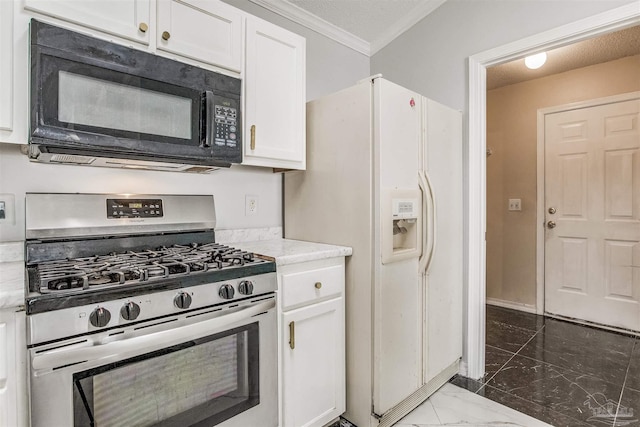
[33,242,266,294]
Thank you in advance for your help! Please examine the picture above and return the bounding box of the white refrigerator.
[284,76,463,427]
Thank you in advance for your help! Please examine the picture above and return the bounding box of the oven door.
[28,297,277,427]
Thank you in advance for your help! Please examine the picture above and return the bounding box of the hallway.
[452,305,639,426]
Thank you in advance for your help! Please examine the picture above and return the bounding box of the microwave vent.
[50,154,96,165]
[184,166,218,174]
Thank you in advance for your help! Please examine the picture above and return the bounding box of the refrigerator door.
[421,97,463,384]
[372,79,424,416]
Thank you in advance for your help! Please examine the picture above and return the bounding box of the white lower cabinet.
[0,308,27,427]
[279,259,345,427]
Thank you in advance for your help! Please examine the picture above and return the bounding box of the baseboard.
[486,298,537,314]
[545,312,640,338]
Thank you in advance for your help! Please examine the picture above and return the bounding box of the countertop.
[231,239,352,266]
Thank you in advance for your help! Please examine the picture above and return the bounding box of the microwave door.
[29,20,243,168]
[33,53,204,154]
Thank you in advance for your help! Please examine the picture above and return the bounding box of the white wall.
[0,2,370,243]
[370,0,636,111]
[0,146,283,241]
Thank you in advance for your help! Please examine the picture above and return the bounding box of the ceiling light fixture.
[525,52,547,69]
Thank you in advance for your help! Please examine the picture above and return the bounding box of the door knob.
[162,31,171,41]
[547,220,556,229]
[548,207,556,214]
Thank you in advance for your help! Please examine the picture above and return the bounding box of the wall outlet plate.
[508,198,522,211]
[0,193,16,224]
[245,195,258,216]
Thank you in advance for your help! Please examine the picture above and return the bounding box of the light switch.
[508,199,522,211]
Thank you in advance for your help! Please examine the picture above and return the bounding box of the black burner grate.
[34,243,262,293]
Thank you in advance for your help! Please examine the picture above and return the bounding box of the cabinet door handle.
[314,282,322,289]
[138,23,148,33]
[162,31,171,41]
[250,125,256,150]
[289,321,295,350]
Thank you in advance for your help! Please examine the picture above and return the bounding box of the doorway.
[465,3,640,380]
[540,93,640,332]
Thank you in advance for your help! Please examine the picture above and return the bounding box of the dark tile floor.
[451,305,639,427]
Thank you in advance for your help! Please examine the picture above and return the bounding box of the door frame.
[535,91,640,317]
[465,2,640,380]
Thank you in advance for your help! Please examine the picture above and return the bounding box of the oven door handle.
[31,299,275,372]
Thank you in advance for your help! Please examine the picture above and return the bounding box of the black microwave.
[28,20,242,173]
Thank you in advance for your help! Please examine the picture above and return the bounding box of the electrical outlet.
[508,198,522,211]
[0,194,15,224]
[245,195,258,216]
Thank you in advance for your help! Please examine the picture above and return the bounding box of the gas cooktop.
[33,242,268,294]
[24,194,276,316]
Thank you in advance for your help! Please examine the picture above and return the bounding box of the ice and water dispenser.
[381,189,422,264]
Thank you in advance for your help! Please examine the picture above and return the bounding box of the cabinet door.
[0,0,14,136]
[157,0,243,72]
[244,17,306,170]
[0,309,27,427]
[23,0,151,44]
[0,1,28,145]
[282,298,344,427]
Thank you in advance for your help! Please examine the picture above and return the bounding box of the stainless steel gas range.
[24,193,278,427]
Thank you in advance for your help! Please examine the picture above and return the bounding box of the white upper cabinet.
[243,17,306,170]
[156,0,242,72]
[0,0,14,135]
[23,0,151,45]
[0,0,28,145]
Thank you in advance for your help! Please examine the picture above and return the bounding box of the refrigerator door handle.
[418,170,437,275]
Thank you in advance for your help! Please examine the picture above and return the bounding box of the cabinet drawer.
[281,265,343,309]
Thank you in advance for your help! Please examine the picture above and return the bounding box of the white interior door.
[544,95,640,331]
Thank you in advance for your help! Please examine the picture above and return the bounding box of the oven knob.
[219,284,235,299]
[174,292,192,309]
[89,307,111,328]
[120,301,141,321]
[238,280,254,295]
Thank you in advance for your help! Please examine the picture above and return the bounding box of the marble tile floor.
[332,383,553,427]
[392,383,554,427]
[452,305,639,427]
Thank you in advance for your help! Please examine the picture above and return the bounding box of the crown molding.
[248,0,371,56]
[370,0,448,55]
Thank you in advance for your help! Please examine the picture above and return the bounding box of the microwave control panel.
[214,102,238,148]
[107,199,164,219]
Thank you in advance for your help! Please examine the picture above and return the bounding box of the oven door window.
[72,323,259,427]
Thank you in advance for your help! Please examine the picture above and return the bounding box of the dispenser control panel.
[392,198,419,219]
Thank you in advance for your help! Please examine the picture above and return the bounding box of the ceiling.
[287,0,426,43]
[487,25,640,90]
[250,0,640,86]
[249,0,447,55]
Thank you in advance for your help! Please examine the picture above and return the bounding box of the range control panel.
[107,199,164,219]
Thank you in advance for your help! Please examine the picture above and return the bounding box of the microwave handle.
[201,90,214,148]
